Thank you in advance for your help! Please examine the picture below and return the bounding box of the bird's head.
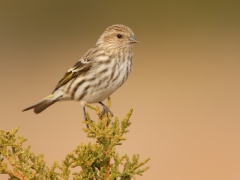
[96,24,138,51]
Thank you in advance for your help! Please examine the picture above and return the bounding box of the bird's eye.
[117,34,123,39]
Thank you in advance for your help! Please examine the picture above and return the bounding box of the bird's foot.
[99,102,113,124]
[83,106,94,129]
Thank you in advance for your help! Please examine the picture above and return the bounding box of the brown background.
[1,1,240,179]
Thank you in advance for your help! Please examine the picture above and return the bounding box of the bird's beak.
[129,35,139,44]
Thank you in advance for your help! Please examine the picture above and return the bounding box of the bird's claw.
[99,107,113,119]
[99,104,113,125]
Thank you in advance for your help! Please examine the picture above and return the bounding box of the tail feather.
[23,94,58,114]
[22,101,55,114]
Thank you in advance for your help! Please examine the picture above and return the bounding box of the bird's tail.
[22,94,59,114]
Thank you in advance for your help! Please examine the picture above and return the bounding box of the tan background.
[1,1,240,179]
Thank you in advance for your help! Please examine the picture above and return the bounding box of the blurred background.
[1,0,240,179]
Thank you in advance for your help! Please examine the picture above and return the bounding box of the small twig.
[105,148,111,180]
[104,98,112,179]
[107,97,111,109]
[5,160,24,180]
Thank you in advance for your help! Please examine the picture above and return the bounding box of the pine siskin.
[23,24,138,122]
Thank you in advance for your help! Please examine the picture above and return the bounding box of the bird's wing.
[53,54,94,92]
[53,60,92,92]
[52,45,104,92]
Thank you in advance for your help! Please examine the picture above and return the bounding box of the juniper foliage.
[0,99,149,179]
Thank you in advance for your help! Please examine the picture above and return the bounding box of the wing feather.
[53,59,92,92]
[52,46,102,92]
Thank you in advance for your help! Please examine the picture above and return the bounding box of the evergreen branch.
[1,98,150,179]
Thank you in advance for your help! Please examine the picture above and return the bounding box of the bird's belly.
[82,85,117,103]
[72,71,127,104]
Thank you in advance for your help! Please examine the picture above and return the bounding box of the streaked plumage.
[23,24,138,121]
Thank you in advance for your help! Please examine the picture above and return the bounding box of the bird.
[23,24,138,123]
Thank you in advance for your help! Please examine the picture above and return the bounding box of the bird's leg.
[99,102,113,123]
[82,105,90,129]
